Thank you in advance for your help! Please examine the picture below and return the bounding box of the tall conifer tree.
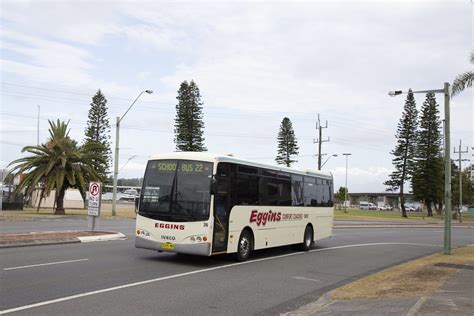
[275,117,299,167]
[174,80,206,151]
[84,90,111,180]
[412,93,443,216]
[384,90,418,218]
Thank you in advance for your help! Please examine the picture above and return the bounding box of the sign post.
[88,182,102,231]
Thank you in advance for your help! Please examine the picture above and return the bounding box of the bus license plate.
[162,243,174,250]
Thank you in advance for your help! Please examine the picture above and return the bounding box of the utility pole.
[313,114,330,170]
[443,82,451,255]
[454,140,468,223]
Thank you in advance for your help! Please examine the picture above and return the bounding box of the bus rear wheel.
[236,230,253,262]
[299,225,313,251]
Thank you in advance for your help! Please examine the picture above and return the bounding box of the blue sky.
[1,0,472,192]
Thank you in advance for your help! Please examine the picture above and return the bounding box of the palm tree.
[452,52,473,96]
[7,120,105,214]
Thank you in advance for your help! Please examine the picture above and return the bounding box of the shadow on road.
[138,244,325,268]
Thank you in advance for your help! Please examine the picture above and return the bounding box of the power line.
[0,110,388,153]
[0,110,391,151]
[0,83,396,135]
[0,140,29,147]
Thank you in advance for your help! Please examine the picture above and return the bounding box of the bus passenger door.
[212,166,230,253]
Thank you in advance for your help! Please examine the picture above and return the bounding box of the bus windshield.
[139,160,213,222]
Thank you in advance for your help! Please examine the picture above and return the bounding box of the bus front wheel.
[236,230,253,262]
[300,225,313,251]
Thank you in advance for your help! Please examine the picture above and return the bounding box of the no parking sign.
[88,182,101,216]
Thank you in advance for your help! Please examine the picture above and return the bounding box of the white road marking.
[3,259,89,271]
[292,276,322,282]
[0,242,441,315]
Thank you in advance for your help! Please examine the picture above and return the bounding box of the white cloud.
[330,166,393,192]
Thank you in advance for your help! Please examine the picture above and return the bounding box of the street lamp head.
[333,154,338,157]
[343,153,351,156]
[145,90,153,94]
[388,90,403,97]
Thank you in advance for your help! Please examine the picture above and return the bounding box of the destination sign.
[153,162,208,173]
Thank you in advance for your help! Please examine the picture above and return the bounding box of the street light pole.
[112,90,153,216]
[388,83,451,254]
[443,82,451,254]
[343,153,351,213]
[321,154,338,169]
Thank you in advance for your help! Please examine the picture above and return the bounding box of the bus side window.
[316,178,324,206]
[235,173,259,205]
[291,180,304,206]
[291,174,304,206]
[278,172,291,206]
[259,175,278,206]
[303,177,317,206]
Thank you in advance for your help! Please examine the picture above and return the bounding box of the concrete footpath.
[287,260,473,315]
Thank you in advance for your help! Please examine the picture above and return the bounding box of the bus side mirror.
[210,177,218,195]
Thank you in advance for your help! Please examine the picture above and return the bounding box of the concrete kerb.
[0,232,127,249]
[77,232,126,242]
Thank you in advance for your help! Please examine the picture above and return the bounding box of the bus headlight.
[190,236,196,243]
[196,236,202,242]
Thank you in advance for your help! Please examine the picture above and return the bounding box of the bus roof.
[148,152,332,179]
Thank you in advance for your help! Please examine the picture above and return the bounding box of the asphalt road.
[0,221,472,315]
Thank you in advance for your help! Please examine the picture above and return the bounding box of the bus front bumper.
[135,236,211,256]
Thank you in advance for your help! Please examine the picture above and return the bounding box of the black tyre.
[299,225,313,251]
[236,230,253,262]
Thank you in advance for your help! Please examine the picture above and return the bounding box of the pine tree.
[174,80,206,151]
[84,90,111,180]
[275,117,299,167]
[384,90,418,218]
[412,93,443,217]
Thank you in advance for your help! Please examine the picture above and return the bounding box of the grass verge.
[332,246,474,299]
[0,203,136,221]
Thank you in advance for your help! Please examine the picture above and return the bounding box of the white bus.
[135,152,334,261]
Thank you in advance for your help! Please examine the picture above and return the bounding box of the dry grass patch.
[332,246,474,300]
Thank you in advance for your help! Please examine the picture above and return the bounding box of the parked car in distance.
[359,202,369,210]
[121,189,139,201]
[404,205,418,212]
[360,202,377,210]
[378,205,393,211]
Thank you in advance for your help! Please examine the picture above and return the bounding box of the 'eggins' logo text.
[249,210,282,226]
[155,223,185,230]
